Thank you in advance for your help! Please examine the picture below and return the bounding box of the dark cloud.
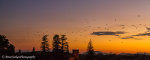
[130,27,150,36]
[91,31,125,36]
[121,36,134,39]
[146,27,150,32]
[132,33,150,36]
[120,27,150,40]
[115,35,120,36]
[121,36,141,40]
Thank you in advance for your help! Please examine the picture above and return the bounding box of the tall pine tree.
[87,39,95,60]
[52,34,69,53]
[41,35,49,53]
[61,35,69,53]
[53,34,61,53]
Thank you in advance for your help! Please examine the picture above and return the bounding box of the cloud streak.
[129,27,150,37]
[132,33,150,36]
[91,31,125,36]
[146,27,150,32]
[121,36,141,40]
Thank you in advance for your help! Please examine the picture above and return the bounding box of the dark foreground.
[1,52,150,60]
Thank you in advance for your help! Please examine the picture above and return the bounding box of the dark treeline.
[1,34,150,60]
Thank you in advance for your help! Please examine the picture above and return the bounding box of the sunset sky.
[1,0,150,54]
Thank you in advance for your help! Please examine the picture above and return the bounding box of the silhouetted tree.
[0,35,15,55]
[52,34,69,60]
[60,35,69,53]
[65,42,69,53]
[18,49,22,55]
[53,34,61,53]
[7,44,15,55]
[32,47,35,55]
[41,35,49,53]
[87,40,95,60]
